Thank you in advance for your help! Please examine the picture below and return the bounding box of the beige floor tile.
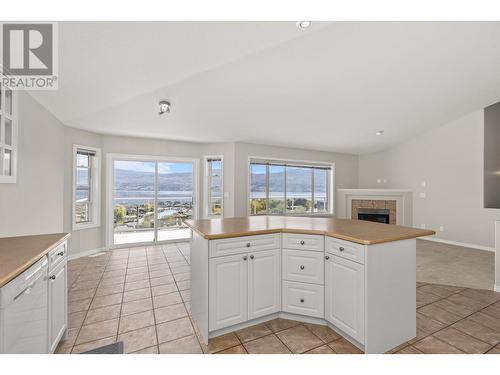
[125,279,150,291]
[119,310,155,334]
[452,318,500,346]
[85,304,121,325]
[151,283,178,296]
[71,280,100,291]
[203,332,241,353]
[303,323,341,343]
[276,325,324,353]
[482,304,500,320]
[150,275,175,287]
[102,270,127,279]
[176,280,190,290]
[68,311,87,329]
[153,291,182,308]
[131,346,159,354]
[99,276,125,286]
[180,289,190,302]
[157,317,194,344]
[235,323,272,343]
[416,312,447,335]
[460,289,500,305]
[121,297,153,316]
[244,334,291,354]
[305,345,336,354]
[90,293,123,310]
[126,272,150,283]
[418,303,462,325]
[76,318,119,345]
[413,336,464,354]
[159,335,203,354]
[418,284,460,298]
[149,269,172,278]
[123,287,151,303]
[68,298,92,314]
[394,345,423,354]
[328,338,363,354]
[154,303,187,324]
[173,273,191,282]
[216,345,247,354]
[468,312,500,332]
[95,283,124,297]
[486,346,500,354]
[265,318,300,333]
[417,290,444,308]
[68,288,96,302]
[72,337,117,354]
[118,326,158,354]
[433,327,492,353]
[127,266,149,275]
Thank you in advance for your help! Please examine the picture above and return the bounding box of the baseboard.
[68,247,107,260]
[420,236,494,252]
[495,284,500,293]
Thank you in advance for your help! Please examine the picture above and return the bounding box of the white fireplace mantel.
[336,188,413,226]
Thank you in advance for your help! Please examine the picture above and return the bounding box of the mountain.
[251,169,326,193]
[114,169,193,191]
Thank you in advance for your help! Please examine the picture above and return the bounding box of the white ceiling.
[30,21,500,154]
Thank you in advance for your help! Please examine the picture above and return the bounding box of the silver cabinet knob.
[49,275,56,280]
[300,298,305,303]
[57,251,64,256]
[325,255,330,260]
[246,243,251,248]
[250,255,254,260]
[339,246,345,252]
[300,240,305,245]
[243,256,248,261]
[300,265,305,270]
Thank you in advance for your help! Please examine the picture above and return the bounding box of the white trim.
[72,144,101,231]
[106,153,200,249]
[68,247,106,261]
[495,284,500,293]
[203,155,224,218]
[420,236,495,252]
[246,155,335,216]
[0,89,18,183]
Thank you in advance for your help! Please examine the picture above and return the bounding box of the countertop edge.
[186,222,435,245]
[0,233,70,288]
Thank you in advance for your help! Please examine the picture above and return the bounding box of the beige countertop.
[185,216,435,245]
[0,233,70,288]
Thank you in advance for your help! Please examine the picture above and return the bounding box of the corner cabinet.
[325,254,365,343]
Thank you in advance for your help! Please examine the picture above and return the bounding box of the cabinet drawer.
[282,249,324,285]
[48,242,67,271]
[282,281,324,318]
[326,237,364,265]
[209,234,280,258]
[282,233,324,252]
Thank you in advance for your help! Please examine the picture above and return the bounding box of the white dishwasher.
[0,257,49,354]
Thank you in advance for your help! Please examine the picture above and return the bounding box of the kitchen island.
[185,216,434,354]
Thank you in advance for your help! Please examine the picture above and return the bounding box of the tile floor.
[56,242,500,354]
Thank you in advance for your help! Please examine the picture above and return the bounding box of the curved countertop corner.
[185,216,435,245]
[0,233,70,288]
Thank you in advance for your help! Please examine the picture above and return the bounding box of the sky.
[114,160,193,174]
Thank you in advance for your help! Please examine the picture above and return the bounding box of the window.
[249,159,333,216]
[73,145,101,230]
[0,87,16,183]
[205,157,223,217]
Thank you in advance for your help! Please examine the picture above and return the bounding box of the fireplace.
[357,208,390,224]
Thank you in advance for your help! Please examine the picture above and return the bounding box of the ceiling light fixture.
[296,21,311,28]
[375,130,384,136]
[159,100,171,115]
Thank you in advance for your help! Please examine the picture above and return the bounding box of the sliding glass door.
[112,157,196,247]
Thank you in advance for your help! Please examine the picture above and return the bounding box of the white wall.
[233,142,359,217]
[0,92,65,236]
[359,110,500,249]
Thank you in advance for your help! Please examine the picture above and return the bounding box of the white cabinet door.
[248,249,280,320]
[209,254,248,331]
[325,255,365,343]
[48,261,67,353]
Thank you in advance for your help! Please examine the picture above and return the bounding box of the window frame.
[72,144,101,231]
[0,87,18,183]
[247,156,335,217]
[204,155,224,218]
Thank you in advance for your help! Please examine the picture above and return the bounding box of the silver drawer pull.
[300,265,305,270]
[57,251,65,256]
[300,240,305,245]
[300,298,305,303]
[246,243,251,248]
[339,246,345,252]
[243,256,248,261]
[49,275,56,280]
[325,255,330,260]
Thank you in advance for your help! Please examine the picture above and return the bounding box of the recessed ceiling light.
[296,21,311,28]
[375,130,384,136]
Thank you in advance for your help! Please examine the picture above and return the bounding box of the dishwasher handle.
[13,272,44,301]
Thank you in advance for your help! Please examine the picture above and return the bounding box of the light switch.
[420,224,426,229]
[439,226,445,232]
[419,192,426,198]
[421,181,427,188]
[377,178,381,184]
